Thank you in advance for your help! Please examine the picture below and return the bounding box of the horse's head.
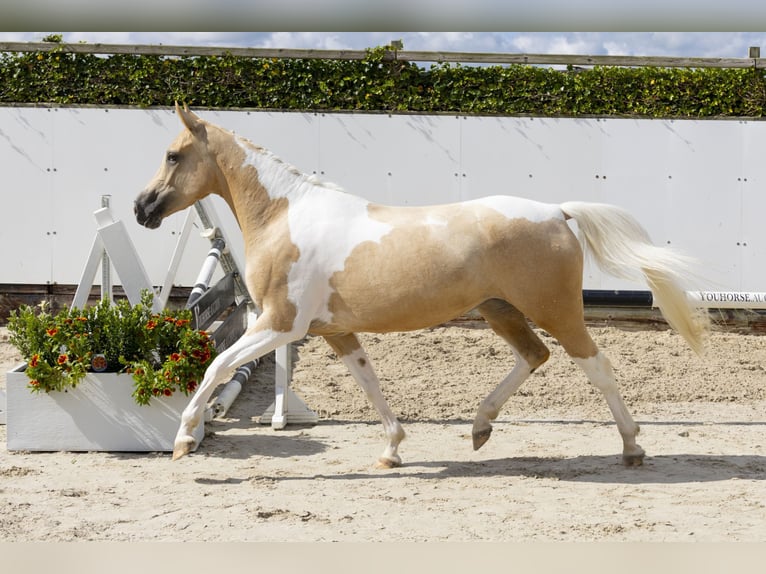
[134,104,221,229]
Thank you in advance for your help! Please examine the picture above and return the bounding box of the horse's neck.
[222,140,320,239]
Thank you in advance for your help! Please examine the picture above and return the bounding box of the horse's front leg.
[323,333,406,468]
[173,321,303,460]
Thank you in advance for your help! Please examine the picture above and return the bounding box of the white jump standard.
[134,104,709,468]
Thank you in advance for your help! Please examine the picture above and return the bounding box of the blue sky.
[2,31,766,59]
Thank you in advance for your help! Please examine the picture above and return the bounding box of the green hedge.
[2,42,766,118]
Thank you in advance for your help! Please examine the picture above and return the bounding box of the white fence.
[1,106,764,293]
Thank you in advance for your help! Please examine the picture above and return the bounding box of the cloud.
[510,34,596,55]
[257,32,365,51]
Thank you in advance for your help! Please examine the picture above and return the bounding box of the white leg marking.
[573,352,645,465]
[173,326,302,460]
[340,347,406,468]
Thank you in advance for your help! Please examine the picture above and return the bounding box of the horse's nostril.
[134,199,146,221]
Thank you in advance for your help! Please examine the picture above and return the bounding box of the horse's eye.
[166,152,179,164]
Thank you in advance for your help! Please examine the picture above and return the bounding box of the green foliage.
[1,43,766,117]
[6,292,217,405]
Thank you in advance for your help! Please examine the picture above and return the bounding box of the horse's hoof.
[472,427,493,451]
[622,448,645,467]
[172,437,196,461]
[375,456,401,469]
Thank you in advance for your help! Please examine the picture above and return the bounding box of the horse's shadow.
[190,427,766,485]
[396,453,766,484]
[240,453,765,485]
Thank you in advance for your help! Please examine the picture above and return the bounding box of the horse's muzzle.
[134,197,162,229]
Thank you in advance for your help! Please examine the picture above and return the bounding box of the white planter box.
[5,365,204,452]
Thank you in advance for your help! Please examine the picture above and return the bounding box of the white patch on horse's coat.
[287,190,394,324]
[423,214,448,227]
[236,136,393,325]
[472,195,564,224]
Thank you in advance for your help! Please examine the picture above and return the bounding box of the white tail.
[560,201,709,355]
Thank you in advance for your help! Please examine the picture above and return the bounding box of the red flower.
[175,319,190,327]
[163,389,173,397]
[77,316,87,322]
[170,353,181,362]
[145,320,157,330]
[57,354,68,365]
[46,328,58,337]
[30,354,40,367]
[187,381,197,392]
[29,380,39,387]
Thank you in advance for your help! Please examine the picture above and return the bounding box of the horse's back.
[308,193,583,334]
[467,195,564,224]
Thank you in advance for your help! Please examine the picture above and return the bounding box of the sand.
[1,321,765,542]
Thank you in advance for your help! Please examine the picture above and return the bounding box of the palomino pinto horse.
[135,105,709,468]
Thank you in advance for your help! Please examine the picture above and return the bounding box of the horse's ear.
[175,102,206,138]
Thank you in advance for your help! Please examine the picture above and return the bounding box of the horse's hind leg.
[571,351,645,466]
[535,310,645,467]
[472,299,551,451]
[323,332,406,469]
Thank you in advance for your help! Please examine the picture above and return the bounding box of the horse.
[134,104,709,468]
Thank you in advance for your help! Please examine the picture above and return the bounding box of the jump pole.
[186,234,226,308]
[206,360,256,420]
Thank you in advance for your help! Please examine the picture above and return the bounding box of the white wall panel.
[739,120,766,291]
[0,108,55,283]
[317,113,461,206]
[662,120,745,289]
[460,116,605,204]
[0,107,763,295]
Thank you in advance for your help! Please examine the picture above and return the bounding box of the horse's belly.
[324,277,487,333]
